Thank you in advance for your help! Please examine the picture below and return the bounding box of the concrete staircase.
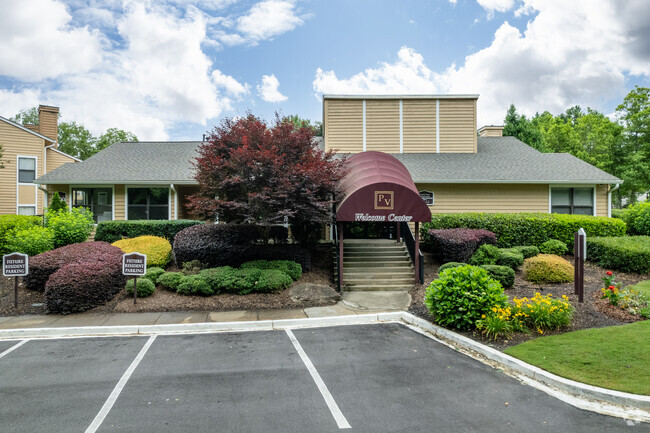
[339,239,414,292]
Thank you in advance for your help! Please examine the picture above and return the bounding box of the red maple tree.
[187,114,345,242]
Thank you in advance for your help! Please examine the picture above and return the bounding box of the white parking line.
[85,335,157,433]
[0,339,30,359]
[285,329,351,429]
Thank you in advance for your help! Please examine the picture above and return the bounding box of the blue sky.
[1,0,649,141]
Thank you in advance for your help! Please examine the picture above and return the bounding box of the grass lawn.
[630,279,650,299]
[504,320,650,395]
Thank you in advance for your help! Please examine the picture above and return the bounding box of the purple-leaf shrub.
[427,228,497,263]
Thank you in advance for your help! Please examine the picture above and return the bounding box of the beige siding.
[596,184,608,217]
[438,99,476,153]
[324,99,363,153]
[177,186,200,220]
[403,100,436,152]
[18,185,37,205]
[114,184,125,220]
[0,121,46,215]
[46,185,70,208]
[46,149,77,172]
[417,183,549,214]
[365,99,400,153]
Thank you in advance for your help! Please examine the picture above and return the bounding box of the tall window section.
[18,157,36,183]
[551,187,594,215]
[128,188,169,220]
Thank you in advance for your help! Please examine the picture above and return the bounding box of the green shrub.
[198,267,234,294]
[523,254,574,283]
[177,275,213,296]
[219,268,263,295]
[496,250,524,270]
[95,219,204,243]
[157,272,184,291]
[255,269,293,292]
[125,278,156,297]
[480,265,515,288]
[0,215,42,255]
[425,265,508,330]
[438,262,467,273]
[181,260,205,275]
[421,212,626,248]
[48,192,67,213]
[626,202,650,236]
[509,246,540,259]
[240,260,302,280]
[45,208,94,247]
[539,239,568,255]
[611,208,627,221]
[142,267,165,284]
[5,226,54,256]
[586,236,650,274]
[468,244,501,266]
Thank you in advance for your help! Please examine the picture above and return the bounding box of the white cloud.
[220,0,305,45]
[0,0,104,81]
[313,0,650,126]
[0,89,42,120]
[257,74,288,102]
[477,0,516,18]
[212,70,251,97]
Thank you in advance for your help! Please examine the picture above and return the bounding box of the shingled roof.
[35,136,621,186]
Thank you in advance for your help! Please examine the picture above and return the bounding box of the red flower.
[606,271,613,276]
[609,286,616,291]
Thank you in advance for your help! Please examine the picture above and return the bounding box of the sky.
[1,0,649,142]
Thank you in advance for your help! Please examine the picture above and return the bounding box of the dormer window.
[419,190,434,206]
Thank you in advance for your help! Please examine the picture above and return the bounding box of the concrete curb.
[0,311,648,422]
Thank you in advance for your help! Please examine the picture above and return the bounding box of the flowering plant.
[601,271,623,306]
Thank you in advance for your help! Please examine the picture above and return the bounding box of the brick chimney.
[478,125,504,137]
[38,105,59,147]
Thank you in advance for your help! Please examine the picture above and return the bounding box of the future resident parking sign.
[122,252,147,276]
[3,252,28,277]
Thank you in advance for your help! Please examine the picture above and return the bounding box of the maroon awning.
[336,151,432,222]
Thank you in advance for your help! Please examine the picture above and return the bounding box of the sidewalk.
[0,301,376,330]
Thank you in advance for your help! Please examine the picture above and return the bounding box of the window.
[419,190,434,206]
[128,188,169,220]
[18,157,36,183]
[17,206,36,216]
[551,187,593,215]
[72,187,113,223]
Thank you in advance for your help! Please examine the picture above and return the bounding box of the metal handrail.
[333,222,341,291]
[400,222,424,284]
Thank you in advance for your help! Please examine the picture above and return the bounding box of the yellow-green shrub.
[112,235,171,267]
[523,254,574,283]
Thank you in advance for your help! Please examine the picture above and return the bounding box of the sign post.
[3,253,29,308]
[122,252,147,304]
[574,228,586,303]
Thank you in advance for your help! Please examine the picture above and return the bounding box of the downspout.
[170,184,178,220]
[608,183,620,218]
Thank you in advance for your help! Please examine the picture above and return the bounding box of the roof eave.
[413,179,623,185]
[34,179,198,186]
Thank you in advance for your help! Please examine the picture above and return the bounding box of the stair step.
[342,284,413,292]
[344,248,408,254]
[343,261,413,268]
[344,255,410,262]
[345,277,414,285]
[343,271,414,280]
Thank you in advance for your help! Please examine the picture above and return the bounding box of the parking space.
[0,323,642,432]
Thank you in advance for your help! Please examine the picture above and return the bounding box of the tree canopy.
[187,114,344,240]
[503,88,650,207]
[11,107,137,160]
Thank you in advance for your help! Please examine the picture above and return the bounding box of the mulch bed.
[0,246,337,316]
[409,253,649,350]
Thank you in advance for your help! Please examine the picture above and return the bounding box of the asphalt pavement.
[0,323,644,432]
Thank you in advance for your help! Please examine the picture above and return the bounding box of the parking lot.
[0,323,642,432]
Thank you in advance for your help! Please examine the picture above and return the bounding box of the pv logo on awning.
[374,191,394,210]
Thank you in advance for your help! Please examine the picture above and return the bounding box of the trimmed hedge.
[172,223,259,267]
[157,272,184,291]
[480,265,515,288]
[438,262,467,273]
[507,246,540,259]
[125,278,156,297]
[523,254,574,283]
[45,259,126,314]
[586,236,650,274]
[423,228,496,263]
[25,242,124,292]
[240,260,302,280]
[112,235,172,267]
[625,202,650,236]
[0,215,42,255]
[95,219,204,243]
[143,267,166,284]
[539,239,568,255]
[177,275,213,296]
[421,212,626,248]
[5,226,54,256]
[496,250,524,270]
[255,269,293,292]
[468,244,501,266]
[45,208,94,247]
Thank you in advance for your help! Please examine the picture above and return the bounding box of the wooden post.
[574,229,585,303]
[396,222,401,243]
[133,277,138,304]
[414,222,420,284]
[338,222,344,288]
[14,277,18,308]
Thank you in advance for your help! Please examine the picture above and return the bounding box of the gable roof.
[0,115,56,143]
[35,141,201,185]
[35,136,622,186]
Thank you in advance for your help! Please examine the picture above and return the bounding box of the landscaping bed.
[0,245,336,316]
[409,252,649,350]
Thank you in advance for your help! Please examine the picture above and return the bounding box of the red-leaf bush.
[425,228,497,263]
[45,259,126,314]
[25,242,124,292]
[173,224,258,267]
